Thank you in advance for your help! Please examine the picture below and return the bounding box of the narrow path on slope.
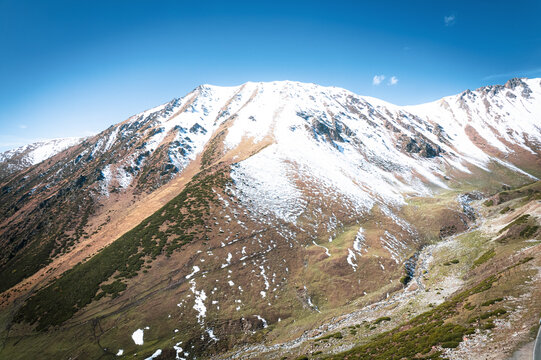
[534,320,541,360]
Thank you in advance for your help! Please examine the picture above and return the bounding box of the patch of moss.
[373,316,391,325]
[315,332,343,341]
[473,249,495,268]
[498,214,530,234]
[499,206,511,214]
[520,225,539,238]
[481,298,503,307]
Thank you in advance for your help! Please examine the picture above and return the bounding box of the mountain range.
[0,78,540,360]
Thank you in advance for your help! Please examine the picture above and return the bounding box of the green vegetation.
[200,129,226,168]
[443,259,459,266]
[320,254,536,360]
[373,317,391,325]
[96,280,127,299]
[481,298,503,307]
[495,183,541,204]
[479,309,507,319]
[15,168,230,330]
[498,214,530,234]
[0,192,95,294]
[520,225,539,238]
[499,206,511,214]
[483,199,493,207]
[315,332,343,341]
[473,249,495,268]
[482,321,495,330]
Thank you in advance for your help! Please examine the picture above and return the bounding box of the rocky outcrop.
[397,134,443,158]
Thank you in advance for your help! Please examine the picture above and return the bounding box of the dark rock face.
[469,77,532,99]
[190,123,207,134]
[297,111,357,148]
[398,134,443,158]
[504,78,532,98]
[312,119,345,143]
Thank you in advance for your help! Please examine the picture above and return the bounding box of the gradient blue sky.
[1,0,540,151]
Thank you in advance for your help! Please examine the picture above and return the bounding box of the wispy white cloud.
[483,68,541,80]
[372,75,385,85]
[19,124,27,129]
[373,74,399,86]
[444,14,456,26]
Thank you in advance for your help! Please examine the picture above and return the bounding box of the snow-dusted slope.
[182,79,539,224]
[0,137,84,165]
[406,77,541,170]
[6,78,533,218]
[2,78,538,221]
[0,137,84,174]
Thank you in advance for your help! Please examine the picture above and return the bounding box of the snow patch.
[206,328,219,341]
[255,315,268,328]
[186,266,200,279]
[132,328,145,345]
[145,349,162,360]
[312,240,331,257]
[189,279,207,324]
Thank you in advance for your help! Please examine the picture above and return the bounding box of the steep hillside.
[0,78,539,360]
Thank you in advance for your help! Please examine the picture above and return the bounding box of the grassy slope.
[286,181,541,360]
[13,168,229,330]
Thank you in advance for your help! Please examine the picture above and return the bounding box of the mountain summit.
[0,79,540,360]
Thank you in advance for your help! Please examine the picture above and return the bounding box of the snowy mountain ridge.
[0,137,84,173]
[105,78,539,222]
[2,78,538,220]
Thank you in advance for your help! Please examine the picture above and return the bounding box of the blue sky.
[1,0,540,151]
